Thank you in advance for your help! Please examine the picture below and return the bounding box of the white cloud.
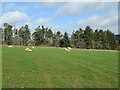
[55,2,117,17]
[87,2,117,13]
[45,23,66,33]
[25,21,67,34]
[29,8,118,34]
[55,3,84,17]
[24,18,53,33]
[38,2,65,8]
[34,18,51,25]
[76,10,118,34]
[0,11,30,26]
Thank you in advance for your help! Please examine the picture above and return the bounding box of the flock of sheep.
[25,46,34,51]
[8,45,34,51]
[8,45,72,52]
[64,47,72,51]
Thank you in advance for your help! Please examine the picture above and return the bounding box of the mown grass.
[2,46,118,88]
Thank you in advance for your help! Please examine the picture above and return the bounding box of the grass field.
[2,46,118,88]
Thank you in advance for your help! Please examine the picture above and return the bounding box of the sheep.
[25,48,32,51]
[32,46,35,48]
[64,48,68,51]
[64,48,70,52]
[8,45,13,48]
[67,49,70,51]
[67,47,72,50]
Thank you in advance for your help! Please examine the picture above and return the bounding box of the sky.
[0,2,118,34]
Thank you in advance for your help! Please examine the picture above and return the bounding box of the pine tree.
[3,23,13,45]
[62,32,70,47]
[84,26,93,49]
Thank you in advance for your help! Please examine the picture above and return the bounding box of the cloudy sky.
[0,2,118,34]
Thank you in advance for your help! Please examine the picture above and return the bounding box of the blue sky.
[0,2,118,34]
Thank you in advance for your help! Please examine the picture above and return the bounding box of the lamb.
[8,45,13,48]
[32,46,35,48]
[67,49,70,51]
[25,48,32,51]
[64,48,68,51]
[64,48,70,51]
[67,47,72,50]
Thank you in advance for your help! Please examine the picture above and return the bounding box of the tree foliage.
[3,23,13,45]
[18,25,30,46]
[1,23,118,50]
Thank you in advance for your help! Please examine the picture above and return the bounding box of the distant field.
[2,46,118,88]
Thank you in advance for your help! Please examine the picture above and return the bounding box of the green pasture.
[2,46,118,88]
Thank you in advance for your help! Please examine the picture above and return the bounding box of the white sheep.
[8,45,13,48]
[25,48,32,51]
[64,48,70,51]
[67,47,72,50]
[67,49,70,51]
[64,48,68,51]
[32,46,35,48]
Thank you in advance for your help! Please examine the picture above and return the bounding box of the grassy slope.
[2,46,118,88]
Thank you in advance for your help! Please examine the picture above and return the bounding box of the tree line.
[0,23,119,50]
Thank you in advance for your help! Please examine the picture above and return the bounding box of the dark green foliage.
[3,23,13,45]
[32,26,53,46]
[0,28,3,44]
[115,34,120,50]
[71,28,85,48]
[106,30,117,50]
[53,31,62,47]
[18,25,30,46]
[61,32,70,47]
[32,26,45,46]
[84,26,93,49]
[45,28,53,45]
[93,29,100,49]
[99,30,107,49]
[13,28,19,45]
